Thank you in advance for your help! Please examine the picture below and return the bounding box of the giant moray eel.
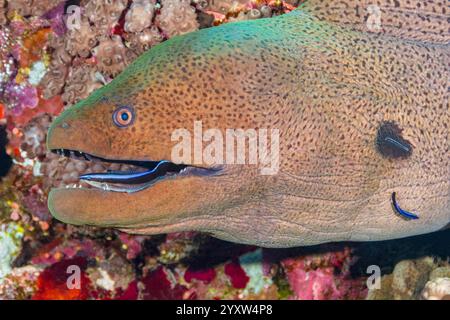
[47,0,449,247]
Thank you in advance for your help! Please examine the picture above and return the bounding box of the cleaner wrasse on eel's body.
[46,0,449,248]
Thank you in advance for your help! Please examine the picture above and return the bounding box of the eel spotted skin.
[47,0,449,247]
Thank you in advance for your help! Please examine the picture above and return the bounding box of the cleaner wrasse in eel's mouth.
[47,0,450,248]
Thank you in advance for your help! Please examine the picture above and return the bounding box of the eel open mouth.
[50,149,219,193]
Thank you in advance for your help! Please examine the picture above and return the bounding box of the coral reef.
[366,257,450,300]
[0,265,41,299]
[0,223,24,281]
[422,277,450,300]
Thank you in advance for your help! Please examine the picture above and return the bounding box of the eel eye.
[113,106,135,128]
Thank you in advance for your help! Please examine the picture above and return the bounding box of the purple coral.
[4,83,39,116]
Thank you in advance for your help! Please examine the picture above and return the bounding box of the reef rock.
[366,257,450,300]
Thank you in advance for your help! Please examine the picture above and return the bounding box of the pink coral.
[21,184,51,221]
[4,83,39,116]
[10,93,63,126]
[281,247,367,300]
[118,233,146,260]
[31,238,104,266]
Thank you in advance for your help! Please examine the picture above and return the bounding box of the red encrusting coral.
[32,258,92,300]
[224,259,250,289]
[184,267,217,284]
[115,280,140,300]
[141,267,189,300]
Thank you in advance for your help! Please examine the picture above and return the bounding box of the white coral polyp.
[422,278,450,300]
[157,0,199,38]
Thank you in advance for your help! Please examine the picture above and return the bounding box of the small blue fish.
[392,192,419,220]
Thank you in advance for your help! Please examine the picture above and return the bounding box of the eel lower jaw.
[50,149,221,193]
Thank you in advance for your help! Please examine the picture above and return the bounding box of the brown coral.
[85,0,127,33]
[39,37,72,99]
[39,62,68,100]
[7,0,60,17]
[124,0,155,33]
[92,35,136,77]
[124,26,163,55]
[6,0,33,17]
[62,64,103,105]
[29,0,61,16]
[156,0,199,38]
[199,0,248,15]
[0,0,6,25]
[65,18,98,58]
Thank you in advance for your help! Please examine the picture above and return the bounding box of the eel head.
[46,23,275,239]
